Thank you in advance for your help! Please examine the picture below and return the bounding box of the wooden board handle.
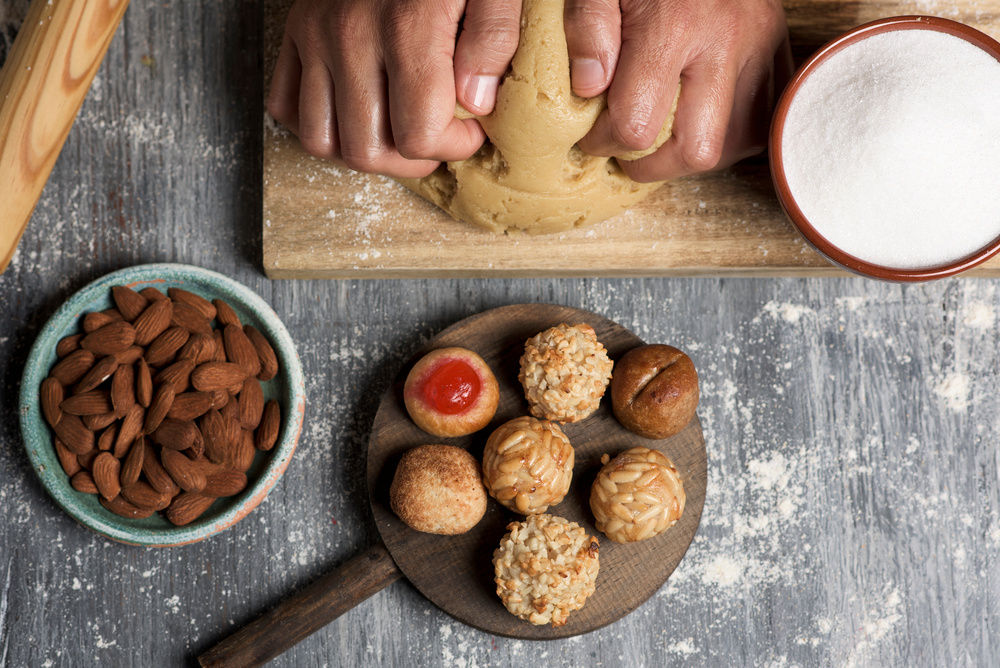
[0,0,130,274]
[198,541,403,667]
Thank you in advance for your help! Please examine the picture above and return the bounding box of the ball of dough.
[389,444,487,535]
[397,0,679,235]
[493,513,600,626]
[482,416,574,514]
[403,347,499,438]
[519,323,613,423]
[610,344,699,439]
[590,446,685,543]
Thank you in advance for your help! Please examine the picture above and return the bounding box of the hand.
[564,0,793,182]
[267,0,522,178]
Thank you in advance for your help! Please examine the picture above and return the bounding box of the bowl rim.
[18,263,306,547]
[769,15,1000,281]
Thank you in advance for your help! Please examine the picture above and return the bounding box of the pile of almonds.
[40,284,282,526]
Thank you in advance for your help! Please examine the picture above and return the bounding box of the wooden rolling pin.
[0,0,130,274]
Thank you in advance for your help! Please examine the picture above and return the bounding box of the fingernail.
[466,75,499,114]
[571,58,606,96]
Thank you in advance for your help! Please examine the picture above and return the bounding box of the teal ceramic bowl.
[19,264,305,546]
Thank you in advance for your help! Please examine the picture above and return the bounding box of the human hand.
[267,0,522,178]
[564,0,793,182]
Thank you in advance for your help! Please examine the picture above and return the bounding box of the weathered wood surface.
[1,1,999,667]
[261,0,1000,278]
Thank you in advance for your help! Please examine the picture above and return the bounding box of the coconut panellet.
[482,416,574,515]
[493,513,600,626]
[389,444,487,535]
[518,323,613,423]
[590,446,685,543]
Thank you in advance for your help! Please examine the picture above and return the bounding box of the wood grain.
[262,0,1000,279]
[367,304,707,639]
[0,0,130,274]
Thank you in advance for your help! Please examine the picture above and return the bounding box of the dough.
[397,0,678,235]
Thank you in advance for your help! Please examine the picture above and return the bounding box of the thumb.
[564,0,622,98]
[454,0,523,116]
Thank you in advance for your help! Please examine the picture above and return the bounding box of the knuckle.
[299,132,337,160]
[463,17,520,64]
[341,144,389,174]
[395,129,442,161]
[610,110,659,152]
[565,0,617,33]
[678,133,724,173]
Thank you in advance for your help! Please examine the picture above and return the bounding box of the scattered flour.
[763,301,815,323]
[935,373,971,412]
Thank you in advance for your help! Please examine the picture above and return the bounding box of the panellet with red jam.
[403,347,499,437]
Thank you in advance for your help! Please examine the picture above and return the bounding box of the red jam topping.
[418,358,482,415]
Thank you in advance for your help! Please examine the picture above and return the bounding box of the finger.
[266,32,304,135]
[454,0,522,115]
[564,0,622,98]
[384,2,490,162]
[720,59,773,164]
[297,58,340,161]
[333,43,440,178]
[577,2,683,157]
[620,56,738,182]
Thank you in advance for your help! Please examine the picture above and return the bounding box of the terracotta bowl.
[19,264,306,546]
[769,16,1000,281]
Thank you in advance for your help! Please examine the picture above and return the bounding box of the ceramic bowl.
[19,264,305,546]
[769,16,1000,281]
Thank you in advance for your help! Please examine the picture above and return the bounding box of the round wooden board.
[367,304,707,639]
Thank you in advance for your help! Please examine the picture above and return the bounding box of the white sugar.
[781,29,1000,269]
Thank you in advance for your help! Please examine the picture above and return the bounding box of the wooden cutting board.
[262,0,1000,279]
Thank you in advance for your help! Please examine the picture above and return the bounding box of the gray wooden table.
[1,1,997,666]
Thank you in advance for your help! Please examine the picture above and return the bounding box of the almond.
[54,414,94,455]
[255,400,281,451]
[121,480,172,511]
[136,358,153,407]
[115,345,145,366]
[167,392,215,420]
[144,383,175,433]
[155,358,196,393]
[211,329,227,362]
[114,403,145,457]
[83,411,117,431]
[92,452,121,500]
[61,390,113,416]
[77,449,99,470]
[50,349,95,386]
[191,362,248,392]
[83,311,117,333]
[111,363,135,417]
[56,334,83,358]
[238,377,265,429]
[140,286,170,302]
[142,439,179,495]
[101,494,154,519]
[74,355,119,394]
[70,470,99,494]
[244,325,279,382]
[199,409,228,464]
[132,298,174,346]
[97,423,117,452]
[145,326,190,367]
[111,285,149,322]
[220,400,243,453]
[165,492,215,526]
[81,321,136,356]
[213,299,241,328]
[233,429,257,472]
[54,438,82,477]
[170,301,213,338]
[223,325,260,377]
[101,308,125,321]
[177,333,216,365]
[40,377,64,427]
[187,428,205,461]
[152,418,198,451]
[169,287,217,320]
[203,468,248,497]
[120,437,144,488]
[210,388,229,409]
[161,448,207,492]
